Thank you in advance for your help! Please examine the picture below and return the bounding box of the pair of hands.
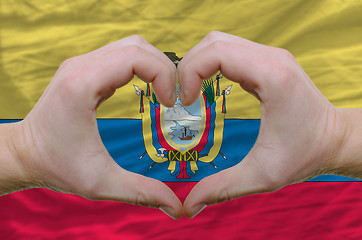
[10,31,346,219]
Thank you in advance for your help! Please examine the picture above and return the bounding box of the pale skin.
[0,31,361,219]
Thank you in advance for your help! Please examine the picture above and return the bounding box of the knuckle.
[217,188,232,204]
[202,174,235,204]
[59,57,77,71]
[265,60,295,89]
[263,48,296,88]
[205,31,224,41]
[57,57,89,98]
[274,62,294,81]
[209,39,229,52]
[123,44,143,57]
[59,72,84,97]
[277,48,294,60]
[128,34,147,45]
[134,191,149,207]
[132,176,154,207]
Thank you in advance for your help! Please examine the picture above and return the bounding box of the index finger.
[177,31,294,106]
[55,35,177,108]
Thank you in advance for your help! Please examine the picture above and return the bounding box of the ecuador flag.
[1,1,362,239]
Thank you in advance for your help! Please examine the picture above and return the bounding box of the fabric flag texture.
[1,1,362,239]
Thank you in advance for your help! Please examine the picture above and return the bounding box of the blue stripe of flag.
[0,119,358,182]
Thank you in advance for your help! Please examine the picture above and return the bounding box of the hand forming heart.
[1,31,356,219]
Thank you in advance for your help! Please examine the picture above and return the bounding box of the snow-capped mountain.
[164,104,201,121]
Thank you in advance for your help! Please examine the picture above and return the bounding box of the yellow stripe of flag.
[1,0,361,119]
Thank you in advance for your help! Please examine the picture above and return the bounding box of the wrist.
[0,121,34,195]
[328,108,362,178]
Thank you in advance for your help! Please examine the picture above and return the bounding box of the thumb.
[183,156,273,218]
[84,160,183,219]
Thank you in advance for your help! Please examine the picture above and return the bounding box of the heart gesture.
[0,32,360,219]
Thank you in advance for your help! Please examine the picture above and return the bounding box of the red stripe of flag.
[1,182,362,239]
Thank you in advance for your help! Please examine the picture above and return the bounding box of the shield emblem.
[133,53,232,179]
[134,75,232,179]
[160,94,206,154]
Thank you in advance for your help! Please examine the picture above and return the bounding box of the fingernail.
[172,88,177,104]
[190,203,206,218]
[160,206,177,220]
[179,87,185,104]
